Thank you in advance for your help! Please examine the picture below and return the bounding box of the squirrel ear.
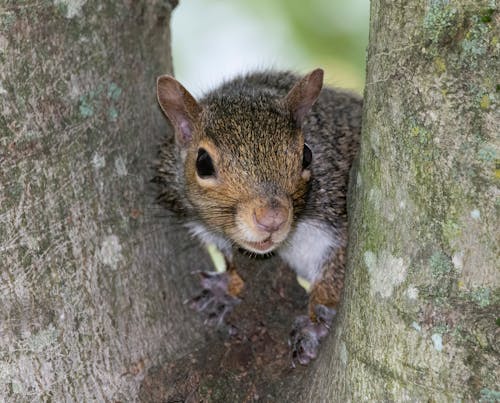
[284,68,324,127]
[157,75,202,147]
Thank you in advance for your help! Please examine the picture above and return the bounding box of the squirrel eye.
[302,143,312,170]
[196,148,216,178]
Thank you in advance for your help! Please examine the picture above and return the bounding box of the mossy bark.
[284,0,499,401]
[0,1,208,401]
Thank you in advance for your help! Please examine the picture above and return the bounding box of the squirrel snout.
[253,203,289,234]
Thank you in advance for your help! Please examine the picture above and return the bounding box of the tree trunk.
[288,0,499,400]
[0,1,209,401]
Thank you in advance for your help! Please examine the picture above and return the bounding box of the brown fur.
[309,247,346,321]
[226,264,245,298]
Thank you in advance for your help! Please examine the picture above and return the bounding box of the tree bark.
[287,0,499,401]
[0,1,209,401]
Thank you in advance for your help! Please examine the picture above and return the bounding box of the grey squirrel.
[154,69,362,365]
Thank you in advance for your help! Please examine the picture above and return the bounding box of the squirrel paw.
[289,304,336,366]
[187,271,241,327]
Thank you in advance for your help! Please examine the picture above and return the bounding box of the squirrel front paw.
[188,271,243,327]
[289,304,336,366]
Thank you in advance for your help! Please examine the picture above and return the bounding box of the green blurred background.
[171,0,369,96]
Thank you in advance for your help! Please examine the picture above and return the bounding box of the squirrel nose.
[253,202,289,234]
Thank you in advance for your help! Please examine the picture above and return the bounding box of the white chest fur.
[185,222,233,260]
[186,219,340,284]
[278,219,340,284]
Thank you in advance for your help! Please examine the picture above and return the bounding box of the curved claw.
[314,304,336,326]
[188,271,241,327]
[289,305,337,366]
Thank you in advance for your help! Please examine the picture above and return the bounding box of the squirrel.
[154,68,362,365]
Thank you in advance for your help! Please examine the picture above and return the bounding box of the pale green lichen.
[430,251,454,277]
[107,82,122,101]
[411,321,421,331]
[339,341,348,366]
[114,156,128,177]
[78,87,104,118]
[24,325,58,353]
[452,251,464,270]
[421,252,460,304]
[410,125,433,148]
[470,209,481,219]
[99,234,123,269]
[79,95,94,117]
[423,1,460,48]
[405,285,419,300]
[108,106,118,121]
[79,82,122,120]
[461,14,491,66]
[433,323,451,335]
[477,145,496,162]
[431,333,443,351]
[364,250,407,299]
[0,11,16,31]
[54,0,87,18]
[469,287,491,307]
[479,388,500,402]
[92,153,106,169]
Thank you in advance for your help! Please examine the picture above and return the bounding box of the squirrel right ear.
[284,68,324,127]
[157,75,202,146]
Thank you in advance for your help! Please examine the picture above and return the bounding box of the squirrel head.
[157,69,323,254]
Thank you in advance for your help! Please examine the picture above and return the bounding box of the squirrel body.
[155,69,362,364]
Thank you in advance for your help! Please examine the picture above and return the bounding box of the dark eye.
[196,148,215,178]
[302,143,312,170]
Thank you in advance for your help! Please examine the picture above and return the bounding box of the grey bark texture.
[285,0,499,401]
[0,1,209,401]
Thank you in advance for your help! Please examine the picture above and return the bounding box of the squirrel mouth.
[243,237,276,253]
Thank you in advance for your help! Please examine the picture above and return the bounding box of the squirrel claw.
[290,315,321,366]
[188,271,241,327]
[314,304,336,327]
[289,305,336,366]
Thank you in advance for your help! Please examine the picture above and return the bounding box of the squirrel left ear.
[157,75,202,147]
[284,68,323,127]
